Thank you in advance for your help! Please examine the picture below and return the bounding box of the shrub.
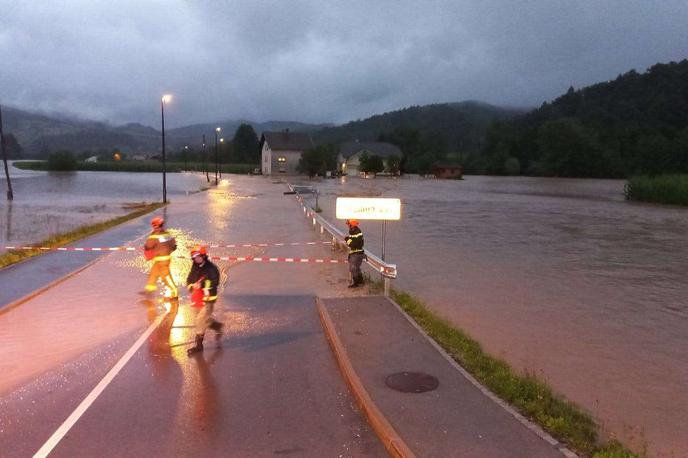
[47,150,77,171]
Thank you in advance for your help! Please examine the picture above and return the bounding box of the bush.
[47,150,77,171]
[625,174,688,206]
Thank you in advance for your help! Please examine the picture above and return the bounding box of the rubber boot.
[187,334,204,356]
[209,321,224,341]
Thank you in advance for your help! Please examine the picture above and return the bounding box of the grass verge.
[625,174,688,206]
[387,288,638,457]
[13,161,257,174]
[0,202,165,269]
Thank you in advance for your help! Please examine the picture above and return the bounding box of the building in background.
[260,130,314,175]
[336,141,402,176]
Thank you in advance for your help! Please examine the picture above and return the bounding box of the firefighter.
[186,245,224,355]
[345,219,366,287]
[142,217,178,298]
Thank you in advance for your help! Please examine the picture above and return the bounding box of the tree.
[537,118,602,177]
[47,150,77,171]
[503,156,521,175]
[386,155,401,175]
[367,155,384,176]
[358,152,370,174]
[298,144,336,177]
[232,124,259,163]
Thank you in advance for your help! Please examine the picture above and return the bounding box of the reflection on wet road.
[0,176,382,456]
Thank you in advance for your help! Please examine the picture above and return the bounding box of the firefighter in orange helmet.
[345,219,366,287]
[186,245,223,355]
[142,217,178,298]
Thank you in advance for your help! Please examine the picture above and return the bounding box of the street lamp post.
[183,145,189,171]
[202,134,209,182]
[214,127,221,185]
[219,137,224,180]
[161,94,172,203]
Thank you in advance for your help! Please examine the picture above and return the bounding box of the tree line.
[475,60,688,178]
[28,123,263,169]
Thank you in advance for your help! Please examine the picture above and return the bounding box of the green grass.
[0,202,165,269]
[387,288,640,457]
[13,161,257,174]
[625,174,688,206]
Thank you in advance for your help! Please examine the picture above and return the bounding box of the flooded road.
[0,164,206,246]
[306,175,688,456]
[1,171,686,455]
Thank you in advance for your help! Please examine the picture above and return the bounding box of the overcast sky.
[1,1,687,128]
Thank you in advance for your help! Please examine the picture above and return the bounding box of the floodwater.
[1,167,686,455]
[0,164,207,246]
[303,175,688,457]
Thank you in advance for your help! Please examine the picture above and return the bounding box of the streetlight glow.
[162,94,172,104]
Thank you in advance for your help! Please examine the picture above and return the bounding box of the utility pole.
[203,134,209,182]
[0,105,14,201]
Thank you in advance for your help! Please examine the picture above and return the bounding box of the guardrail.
[290,186,397,296]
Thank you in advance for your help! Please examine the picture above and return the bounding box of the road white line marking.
[34,313,167,458]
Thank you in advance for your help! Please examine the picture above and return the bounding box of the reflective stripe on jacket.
[144,230,177,262]
[186,259,220,301]
[345,227,364,254]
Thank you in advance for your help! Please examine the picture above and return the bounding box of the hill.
[166,120,330,147]
[312,101,522,155]
[0,107,328,157]
[479,59,688,177]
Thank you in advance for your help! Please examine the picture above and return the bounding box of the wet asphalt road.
[4,295,384,457]
[0,215,153,312]
[0,180,384,457]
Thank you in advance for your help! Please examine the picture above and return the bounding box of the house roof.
[339,141,402,159]
[261,131,314,151]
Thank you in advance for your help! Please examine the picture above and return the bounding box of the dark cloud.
[1,0,687,127]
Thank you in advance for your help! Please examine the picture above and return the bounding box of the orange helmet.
[151,217,164,228]
[190,245,208,258]
[346,219,359,227]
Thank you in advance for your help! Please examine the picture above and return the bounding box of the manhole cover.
[385,372,439,393]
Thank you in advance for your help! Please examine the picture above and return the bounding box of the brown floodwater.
[306,175,688,456]
[0,165,206,246]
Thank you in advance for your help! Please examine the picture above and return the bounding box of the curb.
[315,297,416,458]
[386,296,578,458]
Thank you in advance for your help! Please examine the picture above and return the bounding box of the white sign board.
[335,197,401,221]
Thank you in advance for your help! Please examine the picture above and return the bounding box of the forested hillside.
[311,101,521,174]
[477,60,688,177]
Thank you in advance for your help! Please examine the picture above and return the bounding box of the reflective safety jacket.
[186,259,220,302]
[345,226,364,254]
[144,230,177,262]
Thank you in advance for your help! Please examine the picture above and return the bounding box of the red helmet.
[346,219,359,227]
[151,217,164,228]
[190,245,208,258]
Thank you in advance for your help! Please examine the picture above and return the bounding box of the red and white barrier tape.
[208,241,331,249]
[2,246,138,252]
[208,256,345,264]
[2,241,332,252]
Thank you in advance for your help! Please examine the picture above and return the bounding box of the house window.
[278,156,287,173]
[277,156,286,163]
